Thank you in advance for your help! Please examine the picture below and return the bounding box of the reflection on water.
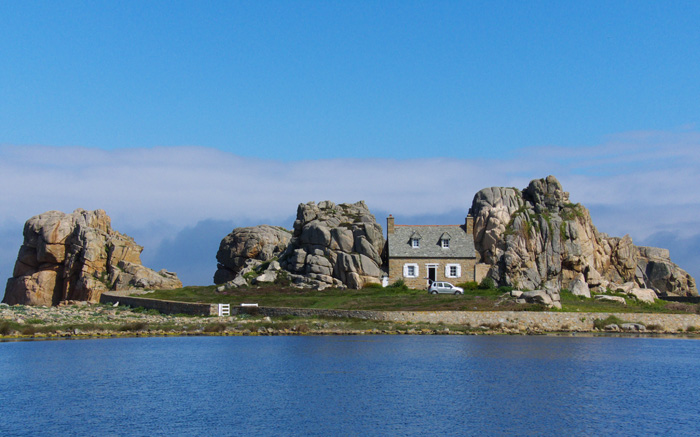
[1,336,699,435]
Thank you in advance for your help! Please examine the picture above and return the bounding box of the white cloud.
[1,128,699,285]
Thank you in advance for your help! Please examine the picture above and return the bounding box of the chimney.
[465,214,474,236]
[387,215,395,234]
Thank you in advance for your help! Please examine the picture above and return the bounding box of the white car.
[428,282,464,295]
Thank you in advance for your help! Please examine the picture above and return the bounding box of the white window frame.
[411,238,420,248]
[441,239,450,248]
[445,263,461,279]
[403,263,419,278]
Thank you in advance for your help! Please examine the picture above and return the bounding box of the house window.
[445,264,461,278]
[403,263,419,278]
[412,238,420,248]
[441,239,450,248]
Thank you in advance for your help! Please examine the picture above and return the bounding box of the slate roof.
[388,225,476,258]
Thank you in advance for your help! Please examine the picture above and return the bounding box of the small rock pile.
[512,288,562,309]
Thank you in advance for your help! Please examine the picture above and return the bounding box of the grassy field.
[140,284,524,311]
[139,285,700,315]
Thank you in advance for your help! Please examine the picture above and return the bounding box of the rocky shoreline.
[3,303,700,340]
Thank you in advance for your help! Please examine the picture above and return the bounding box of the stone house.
[385,215,479,289]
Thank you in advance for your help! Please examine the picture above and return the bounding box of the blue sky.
[1,1,699,286]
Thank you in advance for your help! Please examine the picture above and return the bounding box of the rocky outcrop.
[279,201,385,289]
[213,201,385,291]
[470,176,697,297]
[3,209,182,306]
[214,225,291,284]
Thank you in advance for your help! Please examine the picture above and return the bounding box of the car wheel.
[431,291,438,295]
[454,291,461,295]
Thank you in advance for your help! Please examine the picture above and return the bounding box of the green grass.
[559,290,688,314]
[138,284,526,312]
[134,284,700,315]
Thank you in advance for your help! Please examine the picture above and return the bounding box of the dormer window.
[409,231,422,248]
[439,232,451,249]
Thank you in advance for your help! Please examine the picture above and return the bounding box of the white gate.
[218,303,230,317]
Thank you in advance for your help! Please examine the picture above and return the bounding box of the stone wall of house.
[388,257,477,289]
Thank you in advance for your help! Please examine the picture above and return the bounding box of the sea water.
[1,335,699,436]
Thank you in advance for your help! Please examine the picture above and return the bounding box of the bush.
[363,282,383,289]
[388,279,408,291]
[204,323,227,333]
[118,322,149,332]
[294,323,310,333]
[21,325,37,336]
[0,321,14,335]
[593,315,626,330]
[498,286,514,293]
[478,277,496,290]
[274,271,292,287]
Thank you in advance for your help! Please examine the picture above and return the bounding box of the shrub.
[274,271,292,286]
[498,286,514,293]
[478,277,496,290]
[21,325,37,336]
[243,271,258,281]
[687,326,698,332]
[388,279,408,291]
[294,323,310,333]
[204,323,227,333]
[0,321,14,335]
[363,282,383,289]
[118,322,149,332]
[593,315,626,330]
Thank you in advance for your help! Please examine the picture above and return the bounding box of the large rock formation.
[470,176,697,296]
[213,225,291,284]
[215,201,385,290]
[3,209,182,306]
[279,201,385,289]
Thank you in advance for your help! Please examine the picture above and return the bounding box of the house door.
[427,265,437,283]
